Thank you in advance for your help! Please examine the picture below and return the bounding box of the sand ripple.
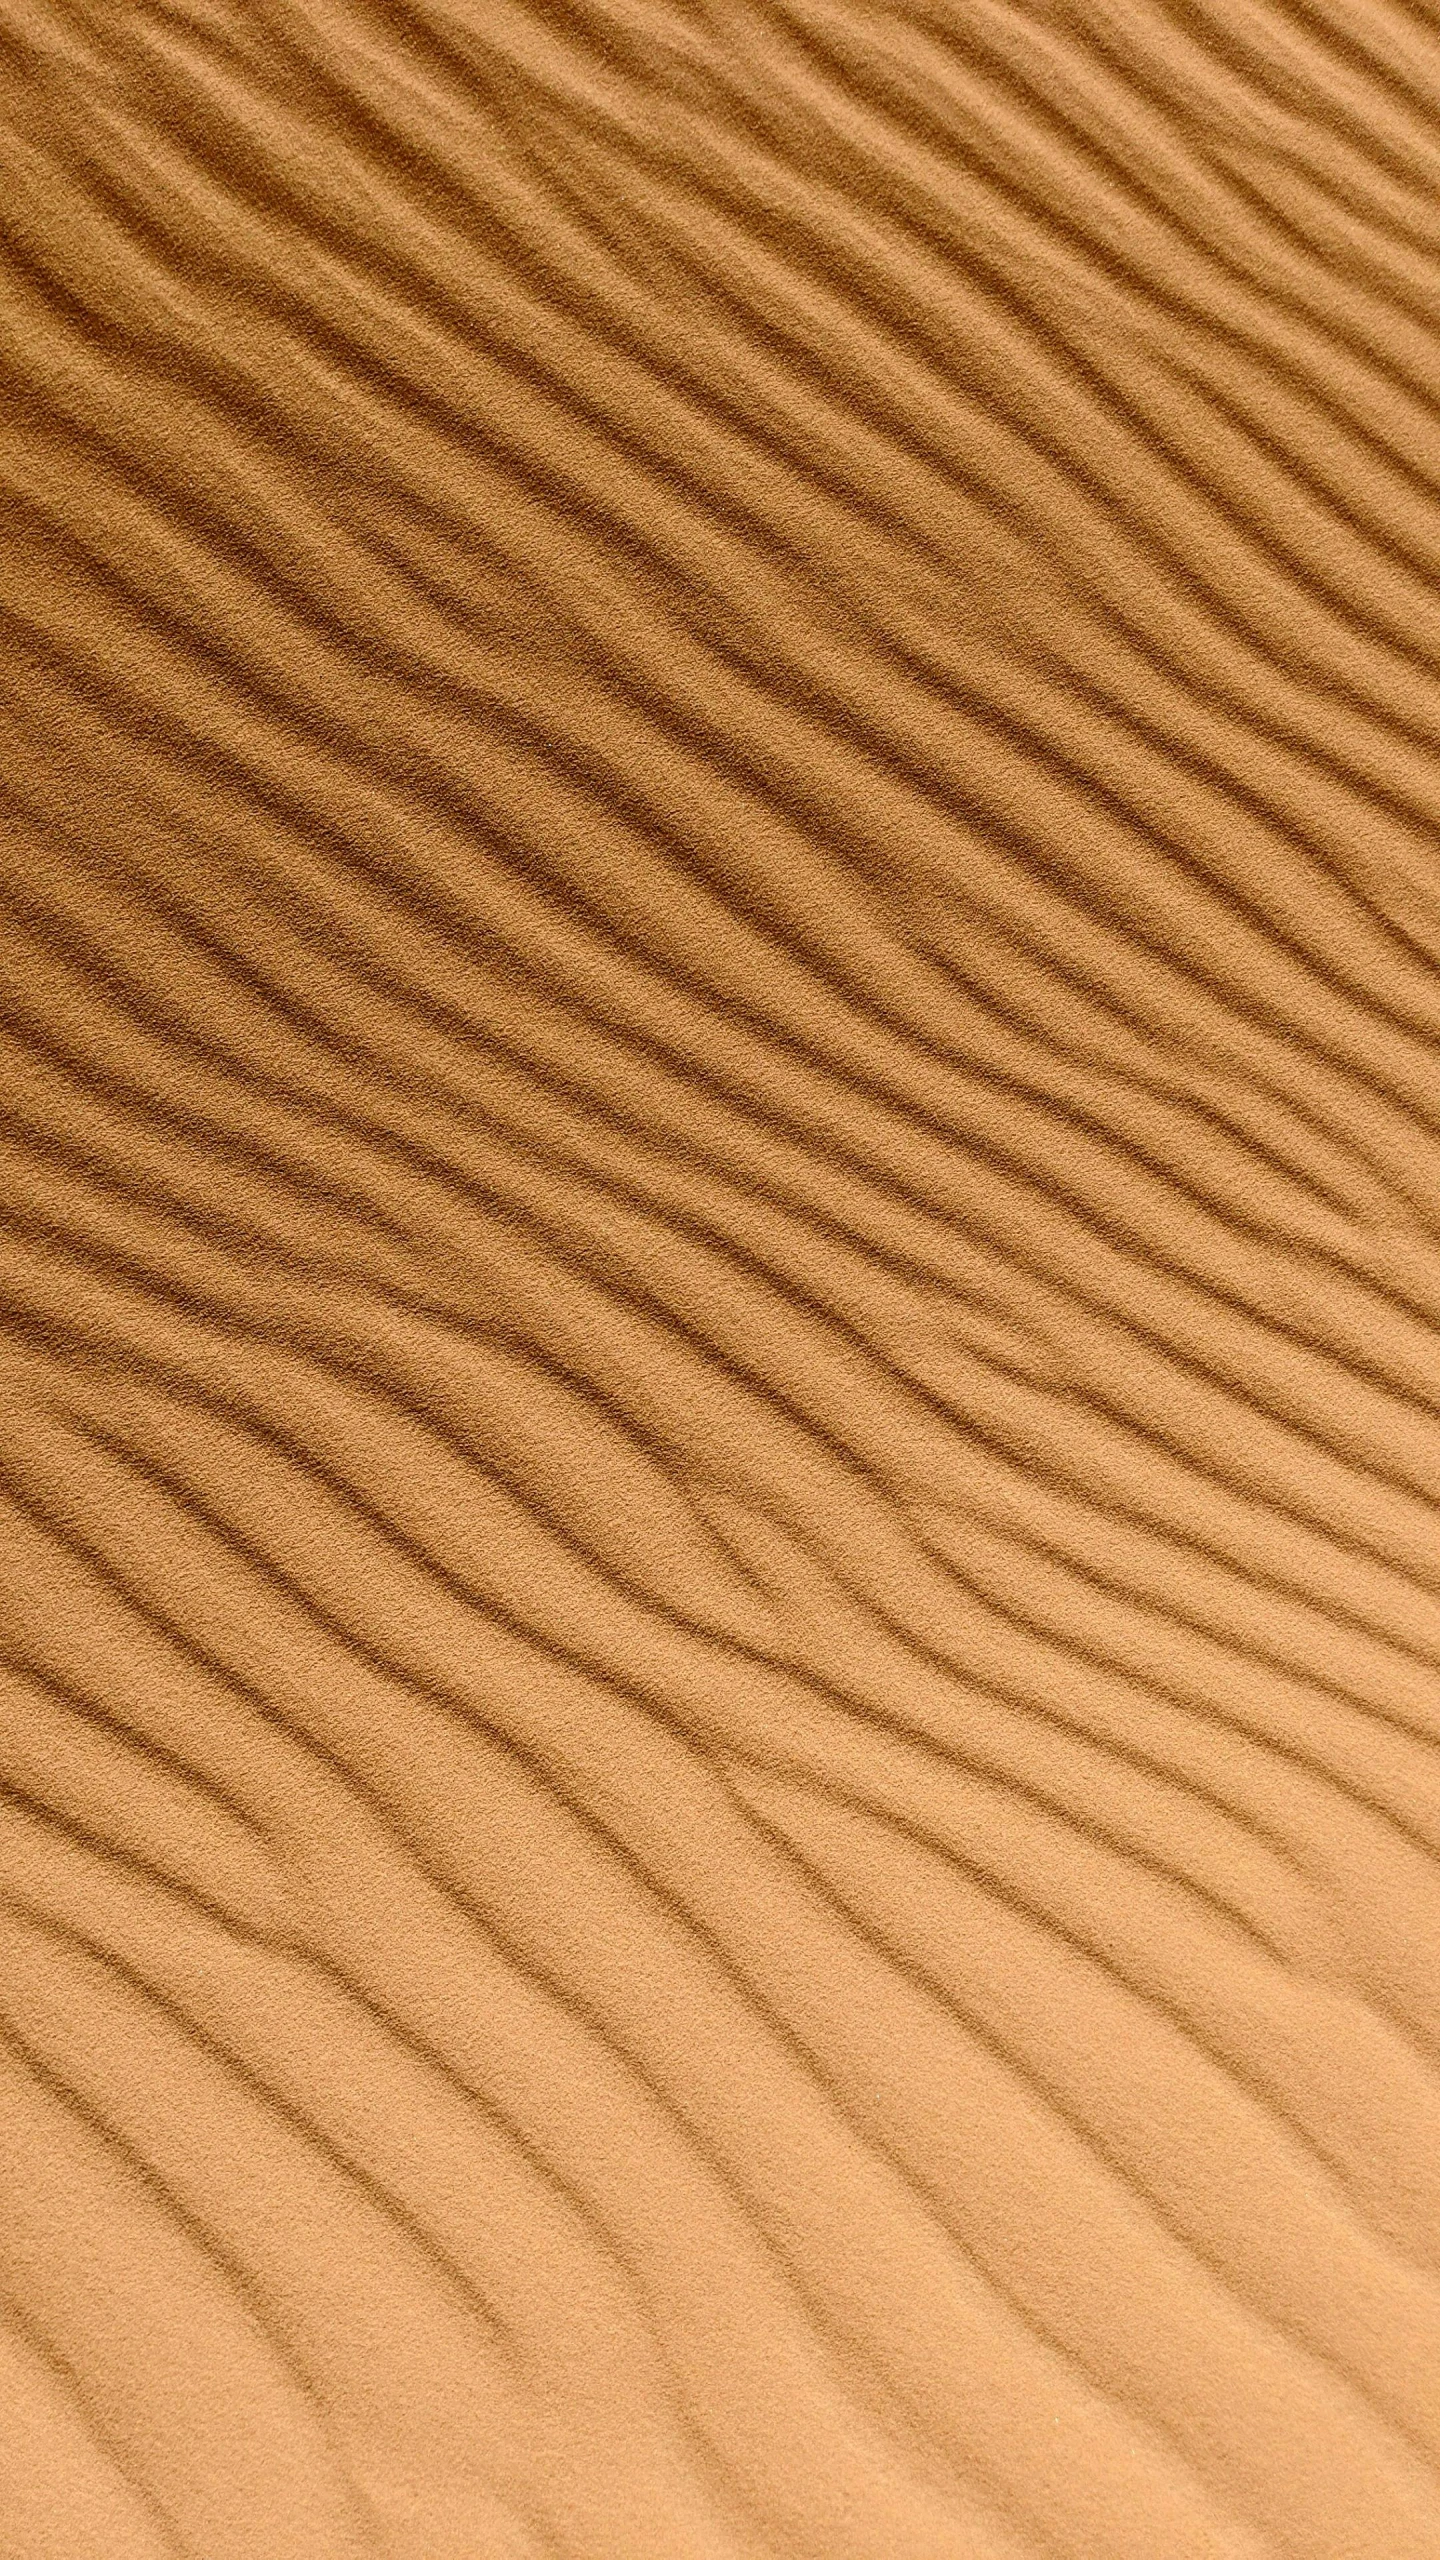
[4,2,1440,2553]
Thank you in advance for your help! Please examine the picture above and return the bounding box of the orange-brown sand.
[4,2,1440,2553]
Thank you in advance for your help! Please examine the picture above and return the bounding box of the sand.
[3,0,1440,2552]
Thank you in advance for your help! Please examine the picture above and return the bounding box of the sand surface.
[4,1,1440,2552]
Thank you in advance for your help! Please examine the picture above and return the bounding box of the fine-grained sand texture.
[5,2,1440,2553]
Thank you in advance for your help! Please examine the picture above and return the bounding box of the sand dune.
[4,0,1440,2552]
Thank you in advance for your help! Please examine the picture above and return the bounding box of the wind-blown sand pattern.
[4,0,1440,2551]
